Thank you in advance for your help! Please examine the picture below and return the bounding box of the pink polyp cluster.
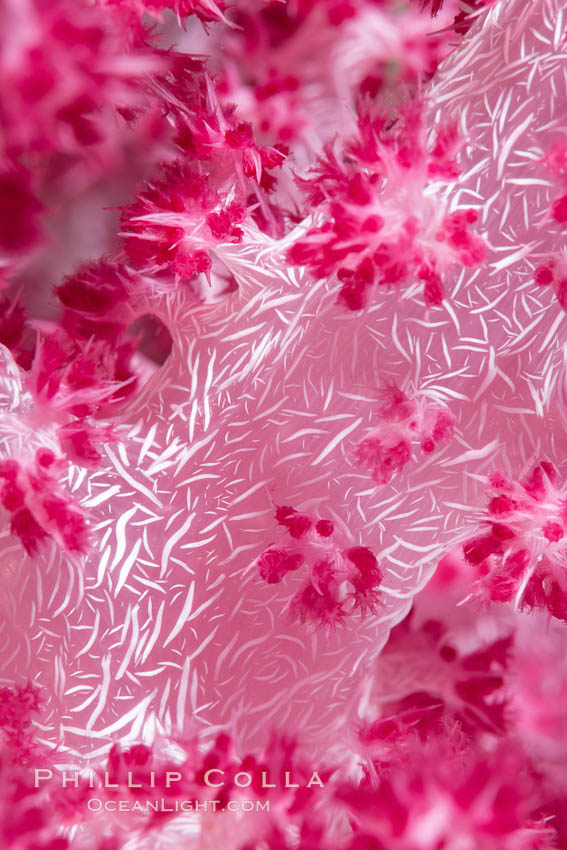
[361,617,512,743]
[256,505,382,627]
[0,0,153,160]
[462,463,567,619]
[120,164,247,280]
[0,258,140,551]
[533,255,567,310]
[0,452,88,554]
[353,387,455,485]
[288,104,486,310]
[333,742,552,850]
[0,0,162,285]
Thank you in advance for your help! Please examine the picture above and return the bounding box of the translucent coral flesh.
[2,0,567,848]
